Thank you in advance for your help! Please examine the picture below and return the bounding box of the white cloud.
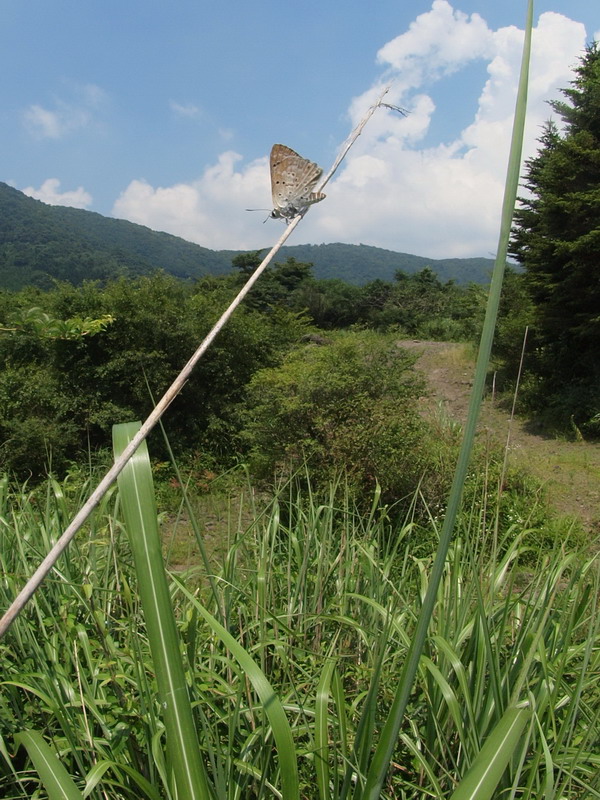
[22,83,106,139]
[23,178,92,209]
[170,101,202,118]
[112,151,269,249]
[305,7,588,258]
[111,4,589,259]
[376,0,494,88]
[23,105,74,139]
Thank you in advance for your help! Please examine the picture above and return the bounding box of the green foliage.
[1,472,598,799]
[289,278,363,328]
[235,255,316,311]
[510,43,600,433]
[0,182,495,291]
[0,364,80,475]
[0,245,490,480]
[241,330,433,504]
[1,305,115,339]
[272,242,495,285]
[231,248,264,276]
[0,181,230,289]
[0,272,309,476]
[114,424,213,799]
[491,266,535,379]
[360,268,486,337]
[284,269,486,336]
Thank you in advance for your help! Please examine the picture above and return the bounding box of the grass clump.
[0,464,598,799]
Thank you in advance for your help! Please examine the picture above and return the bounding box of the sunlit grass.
[1,459,599,798]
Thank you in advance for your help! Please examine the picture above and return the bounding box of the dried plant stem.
[0,90,393,638]
[0,220,299,638]
[318,85,391,192]
[500,325,529,484]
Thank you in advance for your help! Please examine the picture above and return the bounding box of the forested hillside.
[0,182,229,289]
[0,182,494,289]
[226,243,496,286]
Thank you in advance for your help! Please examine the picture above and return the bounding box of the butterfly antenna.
[245,207,272,222]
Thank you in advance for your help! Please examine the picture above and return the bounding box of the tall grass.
[1,461,598,798]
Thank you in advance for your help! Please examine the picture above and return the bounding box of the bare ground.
[399,339,600,534]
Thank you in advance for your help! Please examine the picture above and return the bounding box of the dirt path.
[400,340,600,533]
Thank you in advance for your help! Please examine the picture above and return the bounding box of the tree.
[231,250,264,276]
[0,273,309,476]
[272,256,313,291]
[510,42,600,432]
[232,252,314,310]
[290,278,362,328]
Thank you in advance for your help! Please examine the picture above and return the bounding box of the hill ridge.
[0,182,494,290]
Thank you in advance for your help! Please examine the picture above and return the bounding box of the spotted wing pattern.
[270,144,326,221]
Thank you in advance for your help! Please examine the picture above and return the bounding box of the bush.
[241,330,434,506]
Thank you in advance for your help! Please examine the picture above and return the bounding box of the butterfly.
[270,144,326,222]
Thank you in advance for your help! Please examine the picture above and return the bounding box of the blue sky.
[2,1,598,259]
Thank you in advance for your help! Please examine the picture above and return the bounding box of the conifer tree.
[510,42,600,431]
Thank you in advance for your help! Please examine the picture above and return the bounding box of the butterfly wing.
[270,144,326,220]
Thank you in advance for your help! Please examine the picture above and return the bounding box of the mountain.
[0,182,229,290]
[0,182,494,290]
[269,244,494,285]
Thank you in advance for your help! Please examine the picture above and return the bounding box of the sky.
[2,1,598,260]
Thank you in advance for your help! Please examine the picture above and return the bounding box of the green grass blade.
[83,760,163,800]
[113,421,212,800]
[448,707,531,800]
[15,730,84,800]
[172,575,300,800]
[398,733,445,797]
[360,2,535,797]
[315,658,336,800]
[330,666,349,769]
[420,655,464,741]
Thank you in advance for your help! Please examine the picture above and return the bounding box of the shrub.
[241,330,432,505]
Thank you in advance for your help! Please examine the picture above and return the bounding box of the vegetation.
[0,460,598,800]
[0,181,495,291]
[509,43,600,435]
[259,243,495,286]
[241,330,428,501]
[0,182,229,289]
[0,272,310,476]
[0,262,488,479]
[2,14,600,799]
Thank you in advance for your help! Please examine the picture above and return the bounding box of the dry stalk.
[0,85,394,637]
